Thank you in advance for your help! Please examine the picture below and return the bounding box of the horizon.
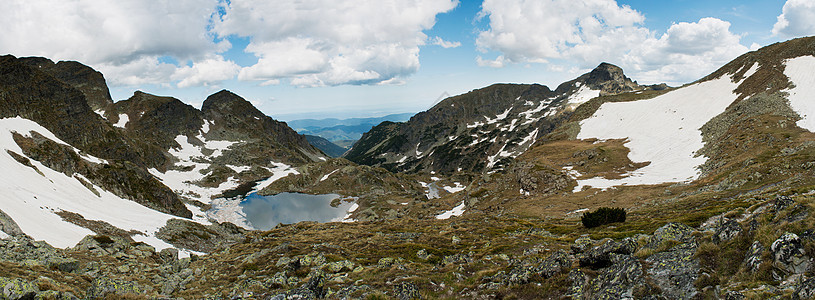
[2,0,814,120]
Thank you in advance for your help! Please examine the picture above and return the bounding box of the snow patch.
[567,85,601,106]
[436,201,465,219]
[0,230,9,239]
[741,62,760,79]
[320,169,339,182]
[442,182,465,193]
[113,114,129,128]
[574,75,740,190]
[783,56,815,132]
[94,110,106,119]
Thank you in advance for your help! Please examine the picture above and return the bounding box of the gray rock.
[646,243,699,299]
[771,233,811,276]
[743,241,765,272]
[86,278,141,299]
[0,209,24,237]
[588,254,644,299]
[416,249,431,260]
[567,269,589,298]
[159,248,179,263]
[392,282,421,300]
[792,277,815,300]
[712,219,743,244]
[286,275,325,299]
[571,236,595,253]
[579,238,637,268]
[723,291,746,300]
[539,249,571,278]
[0,277,39,300]
[645,222,695,249]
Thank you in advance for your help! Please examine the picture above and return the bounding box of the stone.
[712,219,743,244]
[743,241,765,272]
[587,254,644,299]
[567,269,589,298]
[392,282,421,300]
[158,248,178,263]
[646,243,699,299]
[645,223,695,249]
[792,277,815,300]
[579,238,638,268]
[723,291,746,300]
[571,237,595,253]
[286,275,325,299]
[0,277,39,300]
[771,233,810,276]
[539,249,571,278]
[416,249,431,260]
[86,278,141,299]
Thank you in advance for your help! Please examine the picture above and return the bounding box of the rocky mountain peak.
[19,56,114,111]
[202,89,264,119]
[557,62,646,96]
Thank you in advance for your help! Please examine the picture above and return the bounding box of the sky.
[2,0,814,121]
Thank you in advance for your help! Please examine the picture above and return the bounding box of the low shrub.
[581,207,626,228]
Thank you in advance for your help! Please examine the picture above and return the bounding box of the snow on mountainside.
[345,63,665,174]
[571,43,815,191]
[0,117,184,252]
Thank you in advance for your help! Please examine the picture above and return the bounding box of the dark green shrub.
[581,207,626,228]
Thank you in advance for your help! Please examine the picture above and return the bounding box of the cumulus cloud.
[0,0,236,88]
[215,0,458,87]
[772,0,815,38]
[476,0,751,85]
[172,56,241,88]
[430,36,462,48]
[623,18,749,84]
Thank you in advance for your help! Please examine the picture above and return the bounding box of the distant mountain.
[345,63,666,174]
[305,135,348,157]
[288,113,413,141]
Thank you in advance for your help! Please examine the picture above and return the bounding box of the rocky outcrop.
[19,56,114,111]
[771,232,811,277]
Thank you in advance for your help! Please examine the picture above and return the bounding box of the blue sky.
[2,0,814,121]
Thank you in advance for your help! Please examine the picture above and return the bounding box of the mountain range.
[0,36,815,299]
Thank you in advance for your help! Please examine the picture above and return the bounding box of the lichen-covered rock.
[743,241,765,272]
[771,233,811,276]
[85,278,141,299]
[579,238,637,268]
[286,275,325,299]
[539,249,571,278]
[645,223,695,249]
[712,219,743,244]
[0,277,39,300]
[588,254,644,299]
[392,282,421,300]
[567,269,589,298]
[646,243,699,299]
[324,260,355,273]
[792,276,815,300]
[571,236,596,253]
[723,291,747,300]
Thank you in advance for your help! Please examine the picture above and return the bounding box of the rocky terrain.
[1,34,815,300]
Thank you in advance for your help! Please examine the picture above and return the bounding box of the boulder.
[771,233,811,276]
[645,243,699,299]
[645,223,695,249]
[539,249,572,278]
[571,236,596,253]
[392,282,421,300]
[712,219,743,244]
[587,254,644,299]
[579,238,637,268]
[0,277,39,300]
[792,276,815,300]
[743,241,765,272]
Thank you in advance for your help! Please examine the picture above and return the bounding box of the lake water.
[240,192,355,230]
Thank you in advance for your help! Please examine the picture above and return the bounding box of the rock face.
[18,56,114,111]
[345,63,662,174]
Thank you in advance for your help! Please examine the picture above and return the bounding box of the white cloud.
[172,56,241,88]
[476,55,508,68]
[476,0,750,85]
[476,0,646,64]
[772,0,815,38]
[0,0,236,88]
[623,18,749,84]
[215,0,458,86]
[430,36,461,48]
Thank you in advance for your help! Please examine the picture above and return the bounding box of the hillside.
[344,63,666,174]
